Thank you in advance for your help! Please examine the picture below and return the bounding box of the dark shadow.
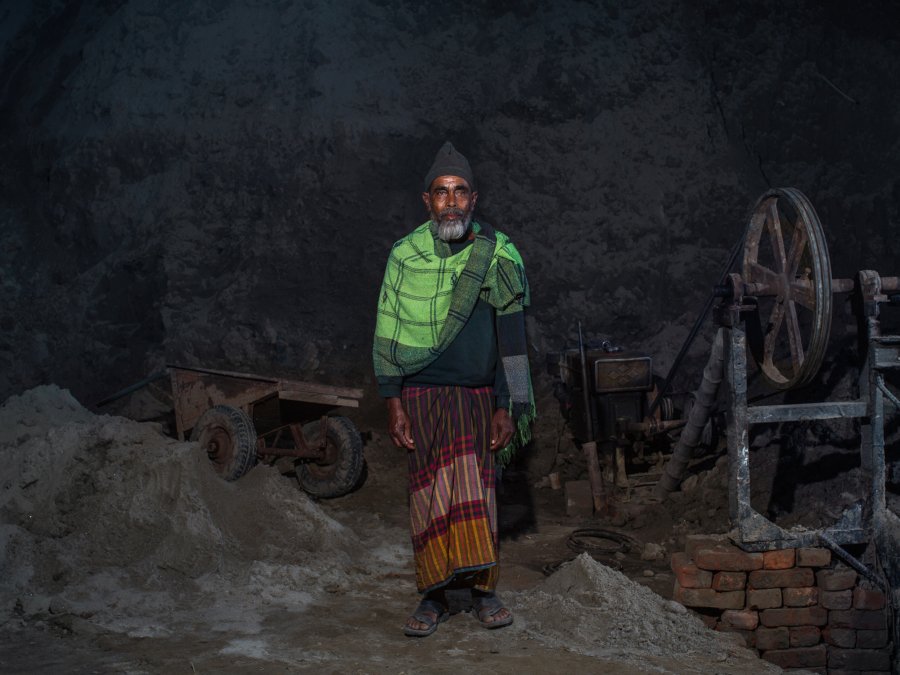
[765,430,800,517]
[497,442,538,541]
[759,331,862,519]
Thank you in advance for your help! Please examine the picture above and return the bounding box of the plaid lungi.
[403,384,499,594]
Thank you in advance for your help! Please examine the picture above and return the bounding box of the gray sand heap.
[511,553,776,671]
[0,385,393,637]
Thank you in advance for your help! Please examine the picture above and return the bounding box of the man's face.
[422,175,478,242]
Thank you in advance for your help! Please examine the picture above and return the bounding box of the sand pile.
[0,385,396,637]
[512,553,777,672]
[0,386,779,671]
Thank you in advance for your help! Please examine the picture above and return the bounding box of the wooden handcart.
[97,365,365,498]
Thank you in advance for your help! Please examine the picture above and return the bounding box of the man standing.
[373,142,534,637]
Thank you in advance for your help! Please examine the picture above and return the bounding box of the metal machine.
[711,189,900,556]
[550,187,900,564]
[552,186,900,665]
[546,338,690,494]
[713,188,900,667]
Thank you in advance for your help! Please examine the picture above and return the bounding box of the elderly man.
[373,142,534,637]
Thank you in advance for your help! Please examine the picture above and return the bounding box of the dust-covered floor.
[0,385,780,674]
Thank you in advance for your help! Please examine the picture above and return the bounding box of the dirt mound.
[0,385,377,636]
[512,553,777,672]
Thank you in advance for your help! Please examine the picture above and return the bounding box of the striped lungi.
[402,384,499,594]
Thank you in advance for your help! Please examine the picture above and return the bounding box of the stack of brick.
[671,536,892,673]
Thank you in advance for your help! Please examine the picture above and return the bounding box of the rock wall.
[1,0,898,431]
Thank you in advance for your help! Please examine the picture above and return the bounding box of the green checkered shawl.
[373,220,535,462]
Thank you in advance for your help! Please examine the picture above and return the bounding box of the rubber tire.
[296,416,363,498]
[190,405,258,481]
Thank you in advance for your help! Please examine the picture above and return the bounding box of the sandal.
[472,592,513,629]
[403,598,449,637]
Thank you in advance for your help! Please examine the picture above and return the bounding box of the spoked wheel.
[742,188,832,390]
[191,405,258,481]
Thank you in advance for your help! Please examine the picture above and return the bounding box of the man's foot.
[472,591,513,629]
[403,597,449,637]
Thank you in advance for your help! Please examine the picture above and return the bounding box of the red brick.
[789,625,821,647]
[720,609,758,630]
[756,626,789,650]
[823,627,857,648]
[670,551,688,573]
[693,544,763,572]
[816,568,858,591]
[856,629,888,649]
[761,644,826,668]
[759,606,828,627]
[853,587,886,610]
[673,582,745,609]
[747,587,782,609]
[763,548,796,569]
[782,586,818,607]
[711,571,745,591]
[749,568,814,588]
[820,589,853,610]
[683,534,726,561]
[829,609,888,630]
[670,552,713,588]
[827,647,891,670]
[796,547,831,567]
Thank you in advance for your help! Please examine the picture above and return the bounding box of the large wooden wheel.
[742,188,832,390]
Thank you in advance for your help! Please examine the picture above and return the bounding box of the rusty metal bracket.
[255,423,325,459]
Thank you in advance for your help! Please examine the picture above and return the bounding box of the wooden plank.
[167,364,363,400]
[172,367,279,432]
[279,390,360,408]
[172,369,207,434]
[276,379,364,400]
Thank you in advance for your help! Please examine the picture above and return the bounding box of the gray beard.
[436,212,472,242]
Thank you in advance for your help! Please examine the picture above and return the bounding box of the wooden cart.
[98,365,365,498]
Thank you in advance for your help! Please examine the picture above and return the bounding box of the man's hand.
[490,408,515,451]
[387,397,415,450]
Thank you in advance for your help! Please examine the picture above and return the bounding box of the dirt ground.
[0,385,785,674]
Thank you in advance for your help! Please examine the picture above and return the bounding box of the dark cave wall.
[0,0,898,427]
[689,1,900,280]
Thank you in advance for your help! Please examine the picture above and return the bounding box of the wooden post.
[582,440,608,514]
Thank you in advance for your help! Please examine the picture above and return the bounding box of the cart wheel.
[190,405,258,481]
[296,416,363,498]
[742,188,832,390]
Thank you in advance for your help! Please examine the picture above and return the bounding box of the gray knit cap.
[422,141,475,192]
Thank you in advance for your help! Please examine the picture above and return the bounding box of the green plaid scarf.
[373,220,535,463]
